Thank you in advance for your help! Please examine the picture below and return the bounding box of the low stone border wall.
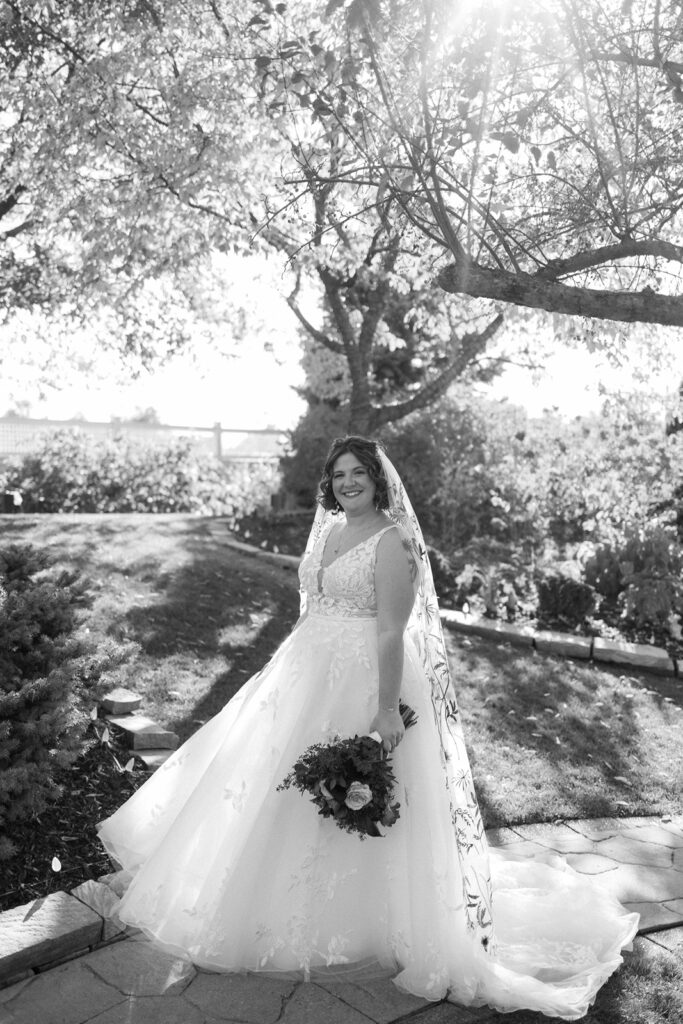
[0,880,135,989]
[441,609,679,678]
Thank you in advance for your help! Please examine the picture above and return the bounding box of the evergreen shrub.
[0,544,92,861]
[4,429,279,520]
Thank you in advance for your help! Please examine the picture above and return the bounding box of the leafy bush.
[583,524,683,636]
[536,569,595,629]
[0,545,92,860]
[583,542,624,601]
[380,390,679,554]
[4,429,280,521]
[383,390,540,551]
[618,525,683,633]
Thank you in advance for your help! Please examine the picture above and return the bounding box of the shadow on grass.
[122,536,300,740]
[448,632,683,827]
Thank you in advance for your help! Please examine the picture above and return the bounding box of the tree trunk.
[347,379,374,435]
[437,260,683,329]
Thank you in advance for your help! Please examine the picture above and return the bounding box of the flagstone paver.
[619,825,683,848]
[490,839,553,860]
[647,924,683,958]
[510,823,597,855]
[84,933,195,996]
[594,835,678,867]
[0,959,123,1024]
[565,816,668,841]
[79,994,206,1024]
[622,900,683,932]
[314,974,429,1023]
[280,982,378,1023]
[183,972,295,1023]
[402,1003,495,1023]
[524,832,596,855]
[565,853,622,875]
[482,827,520,847]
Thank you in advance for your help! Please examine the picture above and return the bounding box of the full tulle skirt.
[98,612,638,1020]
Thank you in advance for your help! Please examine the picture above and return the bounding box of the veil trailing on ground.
[301,444,494,953]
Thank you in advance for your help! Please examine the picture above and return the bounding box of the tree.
[0,0,278,350]
[248,0,683,331]
[2,0,516,429]
[261,180,505,433]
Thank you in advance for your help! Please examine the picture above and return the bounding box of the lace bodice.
[299,523,396,619]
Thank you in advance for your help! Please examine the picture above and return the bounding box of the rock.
[592,638,675,676]
[99,688,142,715]
[105,715,179,750]
[534,631,592,660]
[0,892,102,984]
[70,881,125,941]
[132,749,174,769]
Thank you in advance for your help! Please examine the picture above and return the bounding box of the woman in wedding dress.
[98,435,638,1021]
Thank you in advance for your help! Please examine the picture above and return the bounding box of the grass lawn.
[447,630,683,827]
[3,512,682,830]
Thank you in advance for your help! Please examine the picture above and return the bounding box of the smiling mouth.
[343,490,362,497]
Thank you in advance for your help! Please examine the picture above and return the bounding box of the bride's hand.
[369,709,405,755]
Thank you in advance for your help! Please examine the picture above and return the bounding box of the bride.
[98,435,638,1020]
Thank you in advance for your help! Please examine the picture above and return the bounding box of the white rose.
[344,781,373,811]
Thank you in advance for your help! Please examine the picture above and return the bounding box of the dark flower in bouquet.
[277,702,418,839]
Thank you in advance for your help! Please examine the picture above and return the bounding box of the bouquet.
[277,702,418,839]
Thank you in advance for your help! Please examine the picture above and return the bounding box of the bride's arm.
[371,528,415,753]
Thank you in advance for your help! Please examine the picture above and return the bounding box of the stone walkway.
[2,815,682,1024]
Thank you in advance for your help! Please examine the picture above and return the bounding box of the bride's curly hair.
[318,436,390,513]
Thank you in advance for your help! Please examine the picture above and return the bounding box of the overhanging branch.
[437,261,683,328]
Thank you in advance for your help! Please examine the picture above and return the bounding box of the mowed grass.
[2,513,682,828]
[446,631,683,827]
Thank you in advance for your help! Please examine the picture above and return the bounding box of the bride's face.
[332,452,377,516]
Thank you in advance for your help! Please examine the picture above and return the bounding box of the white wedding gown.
[98,524,638,1020]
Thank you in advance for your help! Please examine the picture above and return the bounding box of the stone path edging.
[441,609,679,677]
[207,526,680,679]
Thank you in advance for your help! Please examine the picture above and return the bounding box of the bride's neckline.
[319,520,393,571]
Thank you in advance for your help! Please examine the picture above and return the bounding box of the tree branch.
[538,239,683,280]
[372,313,504,428]
[438,260,683,328]
[286,279,344,353]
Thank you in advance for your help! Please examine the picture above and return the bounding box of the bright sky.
[1,253,682,429]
